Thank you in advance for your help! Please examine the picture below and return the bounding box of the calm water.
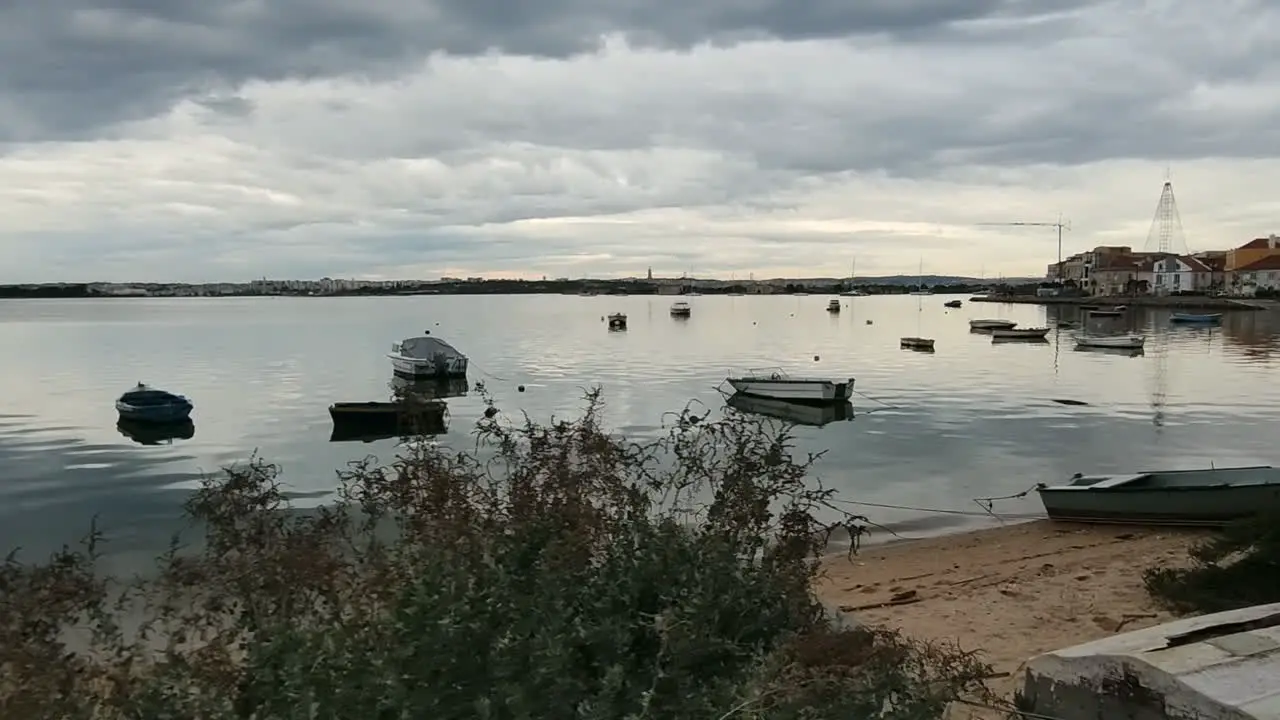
[2,295,1278,571]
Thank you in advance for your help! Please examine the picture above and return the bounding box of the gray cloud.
[1,1,1279,282]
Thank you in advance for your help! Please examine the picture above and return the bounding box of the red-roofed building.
[1229,254,1280,296]
[1225,235,1280,272]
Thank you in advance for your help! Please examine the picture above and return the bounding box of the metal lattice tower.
[1144,180,1189,255]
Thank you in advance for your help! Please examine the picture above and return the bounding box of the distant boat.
[969,319,1017,330]
[840,258,866,296]
[1088,308,1124,318]
[669,300,692,317]
[607,313,627,331]
[990,327,1050,341]
[826,299,841,313]
[725,369,854,403]
[900,337,935,351]
[944,300,962,308]
[115,383,193,423]
[1076,334,1145,350]
[388,334,469,378]
[908,258,932,295]
[1036,466,1280,526]
[1170,312,1222,323]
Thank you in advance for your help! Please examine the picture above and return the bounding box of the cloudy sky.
[1,1,1277,283]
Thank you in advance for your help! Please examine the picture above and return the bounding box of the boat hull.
[115,400,193,423]
[389,354,468,378]
[727,378,853,403]
[1037,484,1280,526]
[969,320,1017,330]
[990,328,1050,340]
[1170,313,1222,323]
[900,337,935,351]
[1076,335,1145,349]
[329,400,448,439]
[726,394,853,426]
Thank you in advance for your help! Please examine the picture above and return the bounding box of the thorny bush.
[1144,512,1280,615]
[1,388,991,719]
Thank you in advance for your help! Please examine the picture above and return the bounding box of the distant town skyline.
[0,3,1277,284]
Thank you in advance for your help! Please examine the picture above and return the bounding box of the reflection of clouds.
[1,295,1279,567]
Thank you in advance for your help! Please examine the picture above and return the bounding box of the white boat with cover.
[388,333,469,378]
[1036,466,1280,526]
[826,299,841,313]
[669,300,691,317]
[725,369,854,403]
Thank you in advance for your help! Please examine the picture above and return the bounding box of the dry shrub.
[1144,512,1280,615]
[1,388,990,719]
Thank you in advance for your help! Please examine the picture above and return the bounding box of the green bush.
[1144,513,1280,615]
[1,390,991,719]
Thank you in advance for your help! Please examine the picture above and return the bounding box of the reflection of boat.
[1088,309,1124,318]
[390,375,469,400]
[1170,312,1222,324]
[115,383,193,422]
[969,319,1016,330]
[1076,334,1145,350]
[900,337,935,351]
[117,417,195,446]
[725,369,854,403]
[608,313,627,331]
[669,301,691,317]
[726,393,854,427]
[1036,466,1280,526]
[329,400,448,441]
[1074,346,1145,358]
[388,334,469,378]
[991,327,1050,340]
[944,300,962,308]
[827,299,841,313]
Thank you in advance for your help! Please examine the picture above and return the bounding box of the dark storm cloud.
[0,0,1096,141]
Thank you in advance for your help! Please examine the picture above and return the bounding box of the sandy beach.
[816,519,1212,718]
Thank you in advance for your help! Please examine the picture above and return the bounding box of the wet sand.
[815,520,1211,718]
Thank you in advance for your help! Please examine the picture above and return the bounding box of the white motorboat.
[826,299,841,313]
[607,313,627,331]
[969,319,1017,330]
[725,369,854,403]
[1075,334,1145,350]
[388,333,469,378]
[669,300,691,317]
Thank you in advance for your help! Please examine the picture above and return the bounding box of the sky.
[1,1,1278,283]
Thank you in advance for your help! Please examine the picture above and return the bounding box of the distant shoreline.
[970,294,1268,311]
[0,280,1002,300]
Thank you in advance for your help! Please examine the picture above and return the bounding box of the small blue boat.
[1170,312,1222,324]
[115,383,193,423]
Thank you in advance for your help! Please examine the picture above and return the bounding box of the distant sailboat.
[840,258,866,296]
[909,258,932,296]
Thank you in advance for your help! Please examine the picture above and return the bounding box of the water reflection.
[389,375,470,400]
[1221,310,1279,361]
[116,418,196,446]
[725,393,855,427]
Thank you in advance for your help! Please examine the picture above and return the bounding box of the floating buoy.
[813,355,820,361]
[517,385,526,392]
[866,320,873,325]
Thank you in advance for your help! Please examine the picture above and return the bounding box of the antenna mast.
[977,216,1073,283]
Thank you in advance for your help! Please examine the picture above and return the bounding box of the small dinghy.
[969,319,1016,331]
[669,301,691,317]
[607,313,627,331]
[1036,466,1280,526]
[1170,312,1222,324]
[900,337,935,351]
[1088,308,1124,318]
[990,327,1050,341]
[944,300,962,308]
[1076,334,1145,350]
[115,383,193,423]
[724,369,854,404]
[388,333,469,379]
